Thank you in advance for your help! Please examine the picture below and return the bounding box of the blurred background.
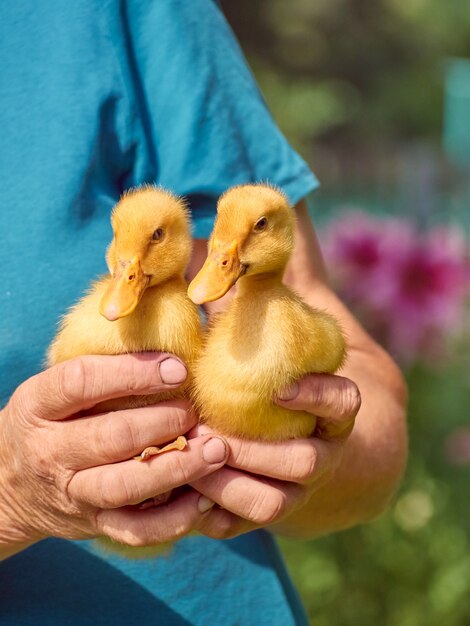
[222,1,469,624]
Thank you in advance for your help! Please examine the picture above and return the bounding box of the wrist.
[0,535,41,561]
[0,498,42,561]
[0,454,43,561]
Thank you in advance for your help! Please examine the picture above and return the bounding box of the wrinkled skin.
[0,353,229,559]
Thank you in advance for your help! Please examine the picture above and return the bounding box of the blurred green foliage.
[279,361,470,625]
[223,0,470,151]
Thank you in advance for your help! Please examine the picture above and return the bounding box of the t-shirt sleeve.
[124,0,319,238]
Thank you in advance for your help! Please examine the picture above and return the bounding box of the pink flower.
[321,211,468,364]
[321,211,384,276]
[322,211,413,302]
[381,227,467,360]
[445,427,470,466]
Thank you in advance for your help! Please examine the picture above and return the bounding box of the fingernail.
[278,381,300,401]
[198,496,215,513]
[202,437,227,464]
[159,358,187,385]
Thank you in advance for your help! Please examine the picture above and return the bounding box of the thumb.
[276,374,360,440]
[15,353,187,421]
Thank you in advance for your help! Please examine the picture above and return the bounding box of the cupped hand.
[0,353,228,557]
[190,373,361,539]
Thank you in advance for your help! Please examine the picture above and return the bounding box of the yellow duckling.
[188,183,346,441]
[48,185,202,436]
[47,186,202,558]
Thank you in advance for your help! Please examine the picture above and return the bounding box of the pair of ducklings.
[48,184,345,556]
[48,184,345,448]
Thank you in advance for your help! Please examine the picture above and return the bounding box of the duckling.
[188,183,346,441]
[48,185,202,446]
[47,186,203,557]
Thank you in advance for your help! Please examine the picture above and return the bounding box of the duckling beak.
[99,255,150,321]
[188,241,246,304]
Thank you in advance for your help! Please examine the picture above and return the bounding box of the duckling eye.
[152,228,164,242]
[254,217,268,232]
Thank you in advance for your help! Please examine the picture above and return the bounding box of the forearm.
[274,313,407,537]
[275,204,408,537]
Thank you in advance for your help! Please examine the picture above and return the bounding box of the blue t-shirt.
[0,1,318,624]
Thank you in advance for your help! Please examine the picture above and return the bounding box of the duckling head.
[100,186,191,321]
[188,184,294,304]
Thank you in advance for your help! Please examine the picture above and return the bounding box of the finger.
[191,467,307,526]
[190,423,332,484]
[17,353,188,421]
[96,490,211,547]
[61,399,195,469]
[276,374,361,440]
[68,435,228,508]
[197,505,255,540]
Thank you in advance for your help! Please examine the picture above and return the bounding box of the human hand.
[190,374,360,539]
[0,353,228,557]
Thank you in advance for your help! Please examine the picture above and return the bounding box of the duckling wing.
[193,293,345,440]
[47,278,126,365]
